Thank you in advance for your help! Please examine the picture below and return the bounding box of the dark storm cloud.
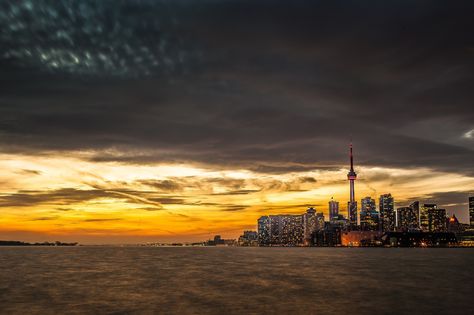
[0,188,182,208]
[0,188,110,207]
[0,1,473,175]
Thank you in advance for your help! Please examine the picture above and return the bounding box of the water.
[0,247,472,314]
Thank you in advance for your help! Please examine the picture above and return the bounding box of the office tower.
[428,207,447,232]
[420,204,437,232]
[329,198,339,221]
[257,216,270,245]
[397,207,418,231]
[360,196,379,231]
[470,196,474,227]
[347,142,358,228]
[409,201,420,228]
[303,207,317,244]
[379,194,395,232]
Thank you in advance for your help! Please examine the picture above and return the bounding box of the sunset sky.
[0,1,473,243]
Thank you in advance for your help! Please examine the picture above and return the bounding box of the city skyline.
[0,141,472,244]
[0,1,473,244]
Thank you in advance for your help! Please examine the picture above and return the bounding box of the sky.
[0,0,473,244]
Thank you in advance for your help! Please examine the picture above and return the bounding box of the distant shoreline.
[0,240,78,246]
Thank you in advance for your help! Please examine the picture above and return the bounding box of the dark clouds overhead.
[0,0,473,174]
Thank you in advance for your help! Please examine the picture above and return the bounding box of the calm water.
[0,247,472,314]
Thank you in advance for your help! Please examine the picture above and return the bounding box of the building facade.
[329,198,339,221]
[379,194,395,232]
[428,208,447,232]
[265,215,305,246]
[303,207,317,244]
[360,196,379,231]
[409,201,420,228]
[420,204,437,232]
[397,206,419,231]
[257,216,270,245]
[470,196,474,228]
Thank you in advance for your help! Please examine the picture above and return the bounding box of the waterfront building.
[303,207,318,245]
[470,196,474,227]
[341,231,383,247]
[379,194,395,232]
[258,209,322,246]
[329,198,339,221]
[428,207,447,232]
[257,216,271,245]
[447,215,463,233]
[397,206,419,231]
[313,224,342,247]
[238,231,258,246]
[420,204,437,232]
[347,142,358,228]
[205,235,236,246]
[382,232,457,247]
[409,201,420,228]
[269,214,304,246]
[360,196,379,231]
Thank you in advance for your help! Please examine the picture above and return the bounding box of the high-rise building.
[469,196,474,227]
[397,206,418,231]
[428,208,447,232]
[316,212,325,231]
[303,207,318,244]
[257,216,270,245]
[409,201,420,228]
[329,198,339,221]
[269,214,304,246]
[347,142,358,228]
[360,196,379,231]
[420,204,436,232]
[379,194,395,232]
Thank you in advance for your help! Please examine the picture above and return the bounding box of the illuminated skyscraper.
[347,142,358,228]
[428,207,447,232]
[257,216,270,246]
[360,196,379,231]
[469,196,474,227]
[397,206,419,231]
[379,194,395,232]
[268,214,304,246]
[420,204,436,232]
[329,198,339,221]
[409,201,420,228]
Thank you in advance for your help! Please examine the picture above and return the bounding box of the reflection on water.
[0,247,472,314]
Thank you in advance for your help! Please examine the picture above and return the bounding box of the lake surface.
[0,247,472,314]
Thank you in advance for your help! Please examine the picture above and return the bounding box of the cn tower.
[347,142,358,227]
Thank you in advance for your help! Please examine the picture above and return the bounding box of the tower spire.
[350,141,354,172]
[347,140,358,228]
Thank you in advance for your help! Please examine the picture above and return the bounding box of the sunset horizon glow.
[1,150,472,244]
